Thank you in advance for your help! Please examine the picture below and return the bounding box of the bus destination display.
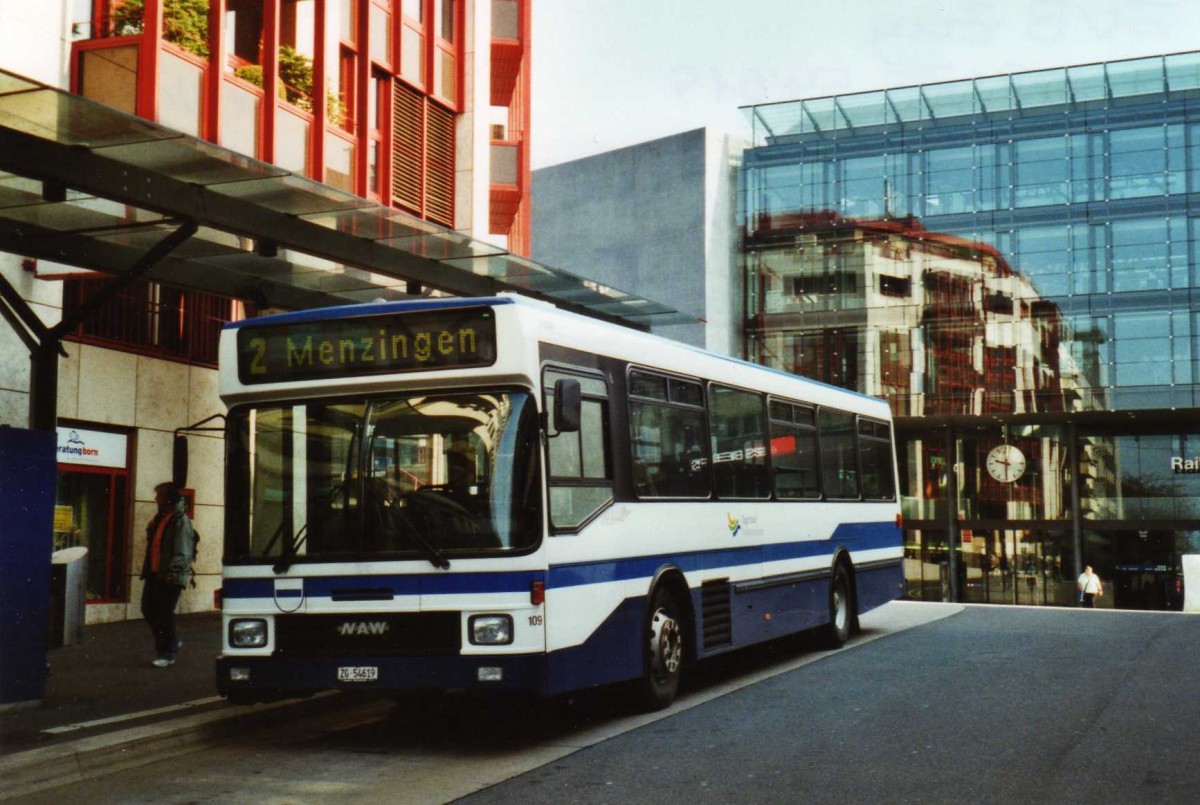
[236,307,496,384]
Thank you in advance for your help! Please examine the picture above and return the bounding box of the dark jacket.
[141,498,195,588]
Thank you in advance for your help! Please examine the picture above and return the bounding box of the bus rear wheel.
[822,564,853,649]
[637,588,683,710]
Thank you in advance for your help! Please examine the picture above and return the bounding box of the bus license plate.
[337,666,378,682]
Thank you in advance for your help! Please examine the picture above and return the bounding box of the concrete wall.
[0,0,69,423]
[0,0,70,87]
[56,344,226,624]
[702,130,744,358]
[457,0,493,246]
[533,128,744,352]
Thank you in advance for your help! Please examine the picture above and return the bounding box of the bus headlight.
[469,615,513,645]
[230,618,268,648]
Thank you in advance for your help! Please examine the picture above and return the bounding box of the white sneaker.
[152,657,175,668]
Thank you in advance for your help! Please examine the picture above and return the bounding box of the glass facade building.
[740,53,1200,610]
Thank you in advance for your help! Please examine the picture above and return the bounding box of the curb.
[0,691,349,800]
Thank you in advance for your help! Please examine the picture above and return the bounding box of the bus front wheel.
[823,564,853,649]
[637,588,683,710]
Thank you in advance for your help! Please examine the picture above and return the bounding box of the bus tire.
[822,563,853,649]
[637,587,684,710]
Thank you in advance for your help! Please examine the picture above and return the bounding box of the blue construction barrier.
[0,427,55,705]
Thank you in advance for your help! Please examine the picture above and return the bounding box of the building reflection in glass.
[741,208,1200,609]
[738,54,1200,610]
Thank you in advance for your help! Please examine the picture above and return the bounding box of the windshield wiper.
[390,504,450,570]
[273,524,308,575]
[408,525,450,570]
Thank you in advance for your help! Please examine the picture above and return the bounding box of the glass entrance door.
[903,529,950,601]
[961,529,1073,606]
[1112,530,1183,611]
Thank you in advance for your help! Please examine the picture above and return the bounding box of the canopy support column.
[0,220,197,432]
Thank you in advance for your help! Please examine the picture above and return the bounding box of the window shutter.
[391,82,424,212]
[425,102,455,227]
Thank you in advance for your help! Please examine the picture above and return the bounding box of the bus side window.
[544,369,612,531]
[859,419,896,500]
[709,384,769,500]
[628,370,710,499]
[769,400,820,500]
[819,408,860,499]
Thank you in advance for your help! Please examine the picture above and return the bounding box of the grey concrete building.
[533,128,745,354]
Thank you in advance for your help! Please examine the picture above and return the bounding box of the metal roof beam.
[49,219,197,339]
[0,127,501,300]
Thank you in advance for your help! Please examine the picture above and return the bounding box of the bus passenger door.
[541,368,616,657]
[542,368,612,535]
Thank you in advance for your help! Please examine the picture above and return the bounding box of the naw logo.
[337,621,390,636]
[727,513,741,537]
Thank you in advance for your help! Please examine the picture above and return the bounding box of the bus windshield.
[225,391,542,564]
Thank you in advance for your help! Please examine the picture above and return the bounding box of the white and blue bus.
[210,294,903,708]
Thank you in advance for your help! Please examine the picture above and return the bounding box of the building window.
[278,0,316,112]
[368,71,390,198]
[61,278,238,367]
[370,1,392,69]
[400,0,425,86]
[432,0,456,105]
[878,274,911,297]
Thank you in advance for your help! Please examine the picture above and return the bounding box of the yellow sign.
[236,307,496,385]
[53,505,74,533]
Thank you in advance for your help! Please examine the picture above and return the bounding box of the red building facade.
[71,0,532,252]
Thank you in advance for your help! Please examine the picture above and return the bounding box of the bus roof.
[222,294,888,413]
[222,295,517,330]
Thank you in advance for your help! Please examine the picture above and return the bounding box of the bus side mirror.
[553,379,581,433]
[173,433,189,490]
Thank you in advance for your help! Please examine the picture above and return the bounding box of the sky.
[529,0,1200,169]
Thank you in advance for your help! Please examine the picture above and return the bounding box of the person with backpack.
[140,482,195,667]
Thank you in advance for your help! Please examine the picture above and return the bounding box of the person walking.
[140,482,195,667]
[1077,564,1104,608]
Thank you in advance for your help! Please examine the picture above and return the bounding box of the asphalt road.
[12,604,1200,804]
[464,606,1200,805]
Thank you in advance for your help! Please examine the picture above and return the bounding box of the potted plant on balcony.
[233,47,347,126]
[111,0,210,59]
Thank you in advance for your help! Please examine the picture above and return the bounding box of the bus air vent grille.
[701,579,733,649]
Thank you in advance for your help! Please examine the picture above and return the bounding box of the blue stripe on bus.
[550,521,899,589]
[221,523,897,600]
[223,571,544,599]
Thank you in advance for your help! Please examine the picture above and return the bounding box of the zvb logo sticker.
[726,513,741,537]
[337,621,390,636]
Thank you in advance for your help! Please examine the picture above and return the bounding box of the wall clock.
[986,443,1026,483]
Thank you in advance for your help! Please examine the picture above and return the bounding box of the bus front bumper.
[216,653,549,701]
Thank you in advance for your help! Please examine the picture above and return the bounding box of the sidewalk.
[0,612,351,798]
[0,611,226,755]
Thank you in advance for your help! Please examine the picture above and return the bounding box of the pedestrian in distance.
[1077,564,1104,608]
[140,482,195,667]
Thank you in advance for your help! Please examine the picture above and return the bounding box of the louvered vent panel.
[701,579,733,650]
[425,102,456,227]
[391,83,424,212]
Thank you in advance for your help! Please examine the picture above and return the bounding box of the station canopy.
[0,68,689,329]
